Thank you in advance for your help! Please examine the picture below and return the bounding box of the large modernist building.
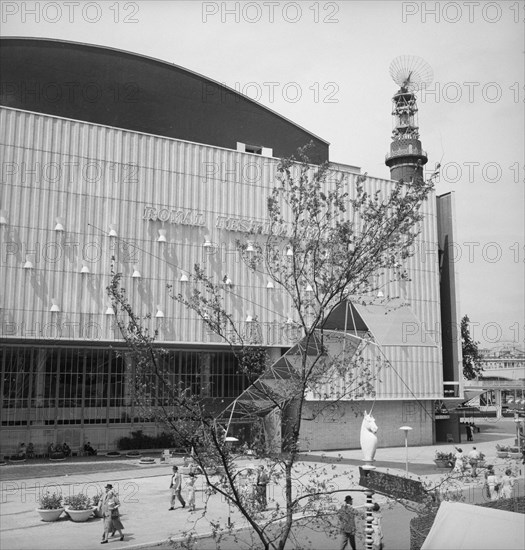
[0,38,462,455]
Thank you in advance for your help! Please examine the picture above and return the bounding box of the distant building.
[479,344,525,381]
[464,344,525,417]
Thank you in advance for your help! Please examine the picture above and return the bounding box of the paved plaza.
[1,419,523,550]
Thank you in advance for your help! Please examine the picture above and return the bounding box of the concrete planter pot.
[65,508,93,522]
[434,459,451,468]
[126,452,141,459]
[49,453,66,461]
[36,508,64,522]
[496,451,509,459]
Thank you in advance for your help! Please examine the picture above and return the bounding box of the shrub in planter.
[496,445,510,458]
[37,491,64,521]
[509,447,521,458]
[63,493,92,510]
[126,451,141,458]
[105,451,121,457]
[39,491,63,509]
[434,451,454,467]
[49,452,66,461]
[9,455,26,463]
[117,429,182,451]
[64,493,94,522]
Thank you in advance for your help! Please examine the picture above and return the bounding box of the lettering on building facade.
[143,205,292,236]
[143,206,206,227]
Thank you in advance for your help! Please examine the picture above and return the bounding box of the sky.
[2,0,524,347]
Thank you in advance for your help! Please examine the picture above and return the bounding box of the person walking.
[484,465,500,501]
[100,484,124,543]
[186,472,196,512]
[453,447,465,475]
[169,466,186,510]
[255,465,270,511]
[499,469,515,499]
[338,495,357,550]
[465,423,473,441]
[467,447,482,477]
[371,502,384,550]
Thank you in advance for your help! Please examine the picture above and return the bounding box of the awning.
[323,299,438,348]
[352,300,438,347]
[421,501,525,550]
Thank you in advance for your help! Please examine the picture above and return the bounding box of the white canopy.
[421,501,525,550]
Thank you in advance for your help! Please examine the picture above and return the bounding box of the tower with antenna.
[385,55,433,183]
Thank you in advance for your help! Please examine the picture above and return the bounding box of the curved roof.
[0,37,329,163]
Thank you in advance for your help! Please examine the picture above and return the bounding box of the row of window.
[1,345,251,424]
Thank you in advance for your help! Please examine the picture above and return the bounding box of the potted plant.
[105,451,121,457]
[126,450,141,458]
[49,451,66,461]
[63,493,94,522]
[508,447,521,459]
[496,444,510,458]
[36,491,64,522]
[139,456,155,465]
[9,454,26,464]
[434,451,454,468]
[477,452,487,469]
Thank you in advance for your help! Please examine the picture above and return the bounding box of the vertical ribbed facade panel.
[1,106,443,398]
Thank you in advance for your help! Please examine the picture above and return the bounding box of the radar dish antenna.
[389,55,433,92]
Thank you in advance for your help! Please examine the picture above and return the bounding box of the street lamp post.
[399,426,413,477]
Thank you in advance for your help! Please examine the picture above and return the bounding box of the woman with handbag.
[100,484,125,543]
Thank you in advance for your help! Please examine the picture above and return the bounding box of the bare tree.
[108,144,437,549]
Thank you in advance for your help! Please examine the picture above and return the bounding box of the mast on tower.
[385,55,433,183]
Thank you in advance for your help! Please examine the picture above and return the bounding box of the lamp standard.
[514,412,522,449]
[399,426,413,477]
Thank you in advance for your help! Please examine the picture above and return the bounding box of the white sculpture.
[360,410,378,462]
